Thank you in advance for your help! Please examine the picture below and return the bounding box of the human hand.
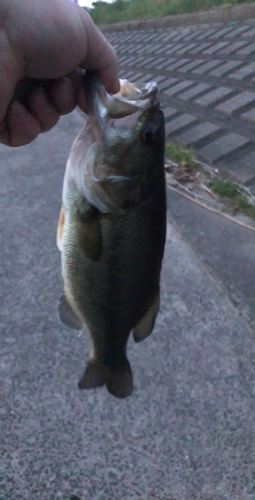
[0,0,119,147]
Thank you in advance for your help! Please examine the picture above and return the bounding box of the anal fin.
[133,293,159,343]
[57,205,65,251]
[58,293,83,331]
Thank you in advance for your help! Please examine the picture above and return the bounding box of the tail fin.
[78,360,109,390]
[78,356,133,399]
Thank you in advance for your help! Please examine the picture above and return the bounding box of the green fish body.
[57,75,166,398]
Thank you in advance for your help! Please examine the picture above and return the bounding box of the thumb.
[79,10,119,95]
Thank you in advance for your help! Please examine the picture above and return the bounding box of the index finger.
[0,45,22,126]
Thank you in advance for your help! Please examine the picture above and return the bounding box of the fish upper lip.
[106,80,158,118]
[114,80,158,101]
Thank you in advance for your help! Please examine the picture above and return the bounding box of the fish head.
[104,85,164,177]
[64,73,165,213]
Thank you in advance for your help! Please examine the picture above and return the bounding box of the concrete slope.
[108,19,255,193]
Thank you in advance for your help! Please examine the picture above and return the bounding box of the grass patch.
[89,0,254,26]
[165,143,255,221]
[209,178,239,198]
[165,143,196,170]
[238,196,255,218]
[209,178,255,219]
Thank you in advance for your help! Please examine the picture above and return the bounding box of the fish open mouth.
[84,72,158,120]
[114,79,158,101]
[108,79,158,119]
[106,79,158,119]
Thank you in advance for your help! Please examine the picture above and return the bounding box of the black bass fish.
[57,73,166,398]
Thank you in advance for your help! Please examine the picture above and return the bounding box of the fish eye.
[141,123,156,144]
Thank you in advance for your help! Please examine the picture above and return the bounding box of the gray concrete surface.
[167,189,255,332]
[108,19,255,192]
[1,111,255,500]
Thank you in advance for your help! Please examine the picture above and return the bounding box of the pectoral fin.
[133,293,159,343]
[77,205,102,261]
[58,293,83,331]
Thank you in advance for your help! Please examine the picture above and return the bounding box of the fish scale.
[63,179,165,333]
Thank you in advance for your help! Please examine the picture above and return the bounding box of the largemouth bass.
[57,73,166,399]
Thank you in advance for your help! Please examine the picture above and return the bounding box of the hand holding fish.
[0,0,119,147]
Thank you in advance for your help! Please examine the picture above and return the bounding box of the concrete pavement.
[107,19,255,192]
[1,108,255,500]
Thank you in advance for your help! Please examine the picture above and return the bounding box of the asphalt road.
[1,111,255,500]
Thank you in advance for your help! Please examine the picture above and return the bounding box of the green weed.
[209,179,255,220]
[209,179,239,198]
[89,0,254,26]
[238,196,255,219]
[165,143,196,170]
